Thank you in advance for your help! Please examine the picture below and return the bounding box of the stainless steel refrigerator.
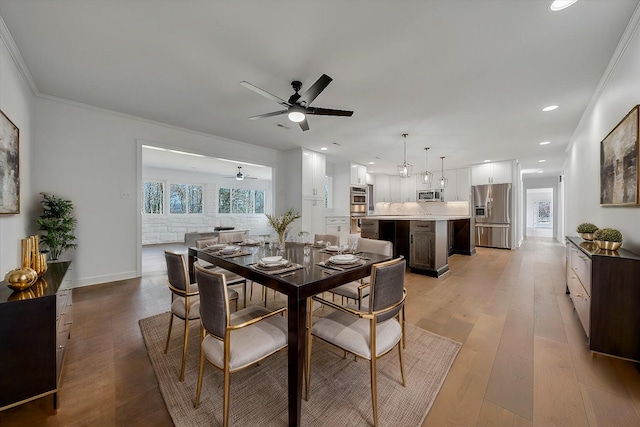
[472,183,512,249]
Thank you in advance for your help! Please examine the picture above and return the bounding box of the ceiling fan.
[240,74,354,131]
[224,166,257,181]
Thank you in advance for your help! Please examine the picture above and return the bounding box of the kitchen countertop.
[364,215,472,220]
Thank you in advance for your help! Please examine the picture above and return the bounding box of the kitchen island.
[361,216,475,277]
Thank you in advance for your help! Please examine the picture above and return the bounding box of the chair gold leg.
[398,341,406,387]
[194,331,205,408]
[164,313,174,354]
[180,316,189,382]
[243,280,247,308]
[370,356,378,427]
[223,368,231,427]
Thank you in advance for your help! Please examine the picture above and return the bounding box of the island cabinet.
[0,261,73,412]
[410,221,449,277]
[566,237,640,362]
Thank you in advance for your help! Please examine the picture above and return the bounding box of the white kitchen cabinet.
[442,168,470,201]
[302,197,326,237]
[471,161,513,185]
[399,175,417,202]
[302,149,326,198]
[350,162,367,186]
[325,216,350,244]
[388,176,401,202]
[374,174,390,203]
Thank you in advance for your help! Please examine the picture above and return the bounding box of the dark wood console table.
[0,261,73,412]
[566,237,640,362]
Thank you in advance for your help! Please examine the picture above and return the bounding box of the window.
[218,188,266,214]
[170,184,203,214]
[142,181,164,214]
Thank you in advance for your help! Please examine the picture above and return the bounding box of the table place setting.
[251,256,303,275]
[203,245,250,258]
[316,254,366,271]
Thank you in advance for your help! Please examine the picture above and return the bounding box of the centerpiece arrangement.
[266,208,301,250]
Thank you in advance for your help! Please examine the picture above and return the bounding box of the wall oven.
[350,186,367,215]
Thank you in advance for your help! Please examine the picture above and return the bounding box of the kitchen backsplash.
[374,201,470,216]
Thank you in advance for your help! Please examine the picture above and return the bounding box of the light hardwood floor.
[1,237,639,426]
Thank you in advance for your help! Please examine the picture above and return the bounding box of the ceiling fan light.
[288,111,305,123]
[236,174,244,181]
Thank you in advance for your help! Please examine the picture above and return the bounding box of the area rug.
[139,311,460,426]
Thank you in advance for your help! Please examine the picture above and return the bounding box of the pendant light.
[397,133,413,178]
[438,156,448,188]
[420,147,433,187]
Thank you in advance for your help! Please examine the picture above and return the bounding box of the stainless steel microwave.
[417,189,443,202]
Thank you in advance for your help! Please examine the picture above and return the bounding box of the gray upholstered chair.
[313,233,339,245]
[305,257,407,427]
[218,231,247,244]
[163,251,237,381]
[328,238,393,309]
[194,238,248,308]
[193,263,288,427]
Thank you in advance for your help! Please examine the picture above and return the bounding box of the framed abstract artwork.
[0,109,20,214]
[600,105,639,206]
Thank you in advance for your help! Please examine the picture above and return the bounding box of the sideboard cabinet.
[0,261,73,411]
[566,237,640,362]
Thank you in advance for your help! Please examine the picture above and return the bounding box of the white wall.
[32,97,279,287]
[0,23,35,277]
[565,8,640,254]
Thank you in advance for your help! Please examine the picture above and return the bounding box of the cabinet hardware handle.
[65,321,73,325]
[57,345,65,350]
[576,293,584,298]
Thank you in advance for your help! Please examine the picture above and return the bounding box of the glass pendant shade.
[398,134,413,178]
[438,156,448,188]
[420,147,433,187]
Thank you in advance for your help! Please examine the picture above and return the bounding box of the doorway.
[526,188,553,238]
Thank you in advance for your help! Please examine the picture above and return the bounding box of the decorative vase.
[579,233,594,241]
[593,240,622,251]
[277,231,286,251]
[5,267,38,291]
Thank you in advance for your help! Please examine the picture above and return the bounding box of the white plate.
[221,245,240,254]
[261,256,283,264]
[259,259,289,268]
[329,254,358,265]
[326,246,340,252]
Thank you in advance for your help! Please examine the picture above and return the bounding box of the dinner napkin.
[252,263,303,275]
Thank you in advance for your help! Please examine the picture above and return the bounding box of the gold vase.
[5,267,38,291]
[594,240,622,251]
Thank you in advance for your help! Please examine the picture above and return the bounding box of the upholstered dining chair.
[194,238,248,308]
[193,263,288,427]
[218,231,247,244]
[328,237,393,309]
[305,257,407,427]
[313,233,339,245]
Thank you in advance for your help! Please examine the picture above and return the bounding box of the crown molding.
[0,14,39,96]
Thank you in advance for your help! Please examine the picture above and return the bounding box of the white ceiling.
[0,0,638,179]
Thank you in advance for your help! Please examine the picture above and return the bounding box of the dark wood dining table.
[187,242,392,427]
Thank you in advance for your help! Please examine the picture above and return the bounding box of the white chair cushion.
[312,310,401,359]
[330,280,370,300]
[202,306,287,371]
[171,295,201,320]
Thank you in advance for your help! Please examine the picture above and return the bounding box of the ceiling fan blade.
[248,110,288,120]
[299,118,310,131]
[299,74,332,105]
[240,81,291,108]
[305,107,354,117]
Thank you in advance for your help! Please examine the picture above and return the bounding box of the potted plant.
[593,228,623,251]
[36,193,77,260]
[576,223,598,241]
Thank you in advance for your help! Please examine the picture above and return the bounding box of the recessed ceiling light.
[537,170,544,174]
[550,0,578,12]
[320,147,328,151]
[483,159,491,163]
[538,159,546,163]
[369,161,375,165]
[539,141,551,145]
[543,105,558,112]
